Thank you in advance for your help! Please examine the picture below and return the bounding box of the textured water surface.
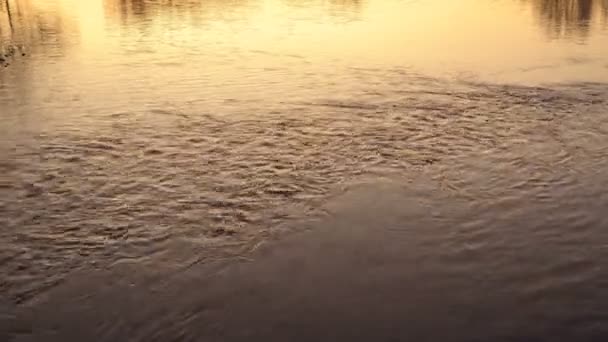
[1,0,608,310]
[3,77,608,303]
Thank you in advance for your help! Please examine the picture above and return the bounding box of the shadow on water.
[528,0,608,39]
[282,0,364,22]
[0,0,74,55]
[1,0,14,33]
[103,0,364,27]
[103,0,256,26]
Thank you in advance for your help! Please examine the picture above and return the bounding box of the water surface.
[1,2,608,338]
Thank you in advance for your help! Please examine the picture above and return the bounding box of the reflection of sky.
[2,0,607,52]
[99,0,608,38]
[1,0,608,84]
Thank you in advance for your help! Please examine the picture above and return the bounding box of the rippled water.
[1,0,608,326]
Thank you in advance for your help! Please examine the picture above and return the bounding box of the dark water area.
[1,0,608,341]
[6,177,608,341]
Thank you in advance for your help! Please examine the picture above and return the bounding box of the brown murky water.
[1,0,608,340]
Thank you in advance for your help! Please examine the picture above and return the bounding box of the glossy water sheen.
[1,1,608,338]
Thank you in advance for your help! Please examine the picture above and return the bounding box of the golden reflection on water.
[1,0,608,83]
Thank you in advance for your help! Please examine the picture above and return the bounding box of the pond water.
[1,2,608,338]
